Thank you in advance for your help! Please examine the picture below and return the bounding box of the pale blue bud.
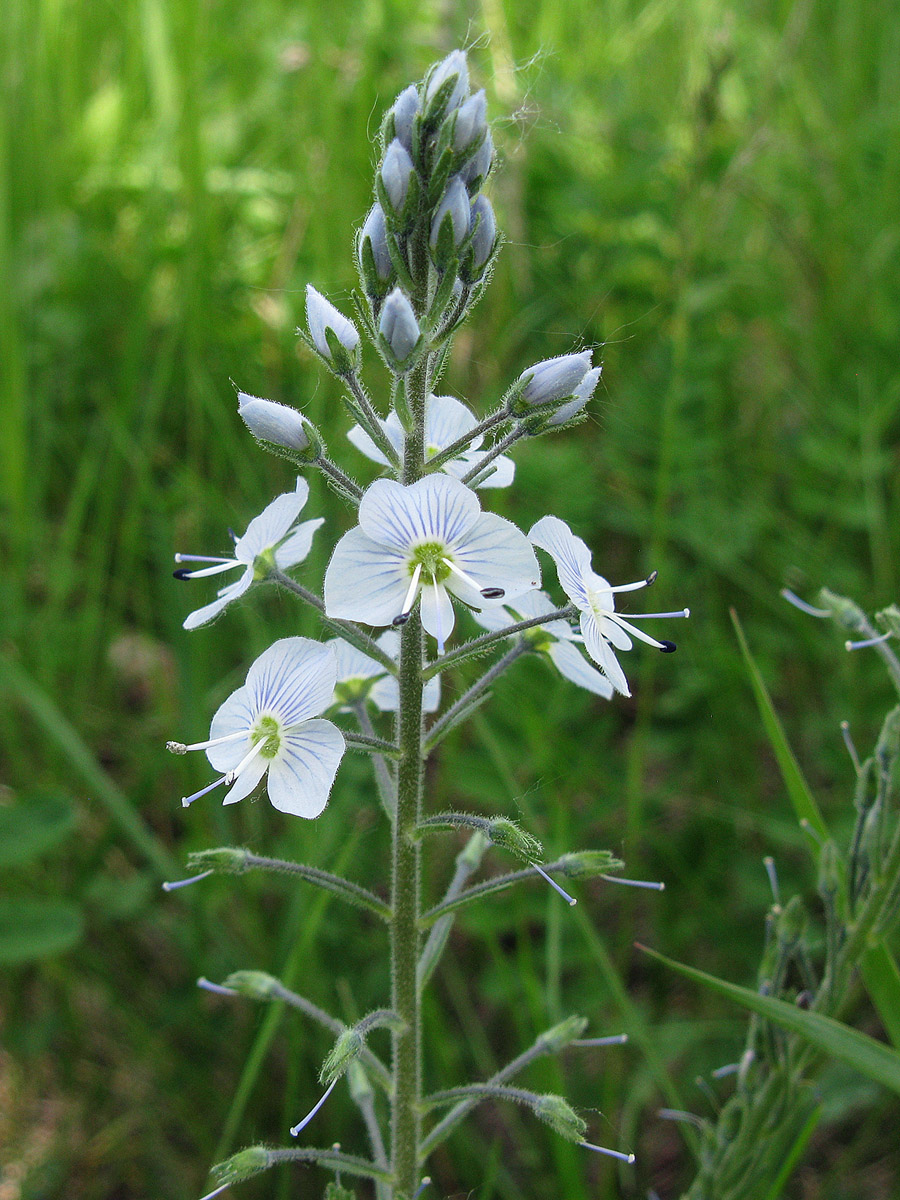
[430,176,469,251]
[379,287,420,362]
[461,128,493,187]
[453,89,487,152]
[305,285,360,359]
[381,139,415,214]
[469,194,496,270]
[238,392,313,452]
[359,204,392,281]
[547,365,602,425]
[390,85,419,153]
[519,351,594,407]
[424,50,469,113]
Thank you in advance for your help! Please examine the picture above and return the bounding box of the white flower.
[175,480,324,630]
[324,474,539,653]
[529,515,689,697]
[348,394,514,488]
[329,632,440,712]
[473,590,613,698]
[168,638,345,818]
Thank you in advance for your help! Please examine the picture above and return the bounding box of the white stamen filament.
[413,1178,432,1198]
[182,774,230,808]
[225,735,270,785]
[396,562,423,622]
[168,729,249,755]
[290,1077,338,1137]
[432,574,445,653]
[711,1062,740,1078]
[162,870,214,892]
[532,862,577,906]
[599,873,665,891]
[579,1142,635,1164]
[605,612,669,650]
[763,856,779,903]
[174,554,234,565]
[174,560,240,579]
[441,556,503,598]
[608,571,657,594]
[845,631,892,651]
[781,588,830,618]
[841,720,862,773]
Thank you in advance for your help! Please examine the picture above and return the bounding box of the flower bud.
[512,351,594,414]
[424,49,469,117]
[776,893,807,948]
[305,284,360,369]
[389,84,419,153]
[468,194,496,273]
[532,1094,588,1143]
[430,175,470,255]
[212,1146,270,1185]
[380,138,415,216]
[238,393,319,457]
[487,817,543,862]
[547,365,602,426]
[537,1014,589,1054]
[222,969,281,1000]
[378,287,421,366]
[358,203,393,283]
[320,1027,363,1086]
[453,89,487,152]
[461,127,493,188]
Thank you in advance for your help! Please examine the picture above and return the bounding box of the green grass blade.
[638,943,900,1096]
[760,1101,822,1200]
[860,942,900,1050]
[729,609,829,843]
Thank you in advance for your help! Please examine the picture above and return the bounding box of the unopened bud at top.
[238,393,317,455]
[380,139,416,216]
[461,127,493,188]
[378,287,421,366]
[547,365,602,426]
[453,89,487,153]
[424,49,469,116]
[430,175,470,254]
[359,203,393,284]
[468,194,496,274]
[305,285,360,367]
[388,84,419,153]
[515,351,594,411]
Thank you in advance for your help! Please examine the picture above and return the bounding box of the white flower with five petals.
[168,637,345,818]
[348,394,514,488]
[473,590,613,698]
[324,474,539,652]
[529,515,689,697]
[329,632,441,712]
[174,479,324,630]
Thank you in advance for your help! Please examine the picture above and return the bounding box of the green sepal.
[212,1145,271,1184]
[413,812,543,862]
[186,846,252,874]
[324,1184,357,1200]
[557,850,625,878]
[320,1009,405,1086]
[358,234,394,303]
[877,604,900,640]
[223,969,281,1000]
[532,1093,587,1142]
[537,1014,589,1054]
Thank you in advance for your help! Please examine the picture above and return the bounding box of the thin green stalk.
[423,641,529,752]
[343,730,403,759]
[422,405,512,472]
[423,607,577,678]
[458,426,522,486]
[345,371,402,469]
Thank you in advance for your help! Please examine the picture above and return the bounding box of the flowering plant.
[165,50,687,1199]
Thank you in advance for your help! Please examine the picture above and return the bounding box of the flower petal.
[266,719,345,818]
[420,579,455,651]
[580,611,630,697]
[235,480,309,562]
[425,394,478,451]
[370,671,440,713]
[358,475,480,553]
[328,637,385,683]
[547,640,614,698]
[183,571,253,630]
[207,684,254,770]
[245,637,338,725]
[600,615,632,651]
[274,517,325,569]
[222,755,269,806]
[347,422,391,466]
[447,512,540,606]
[324,526,410,625]
[443,450,515,488]
[529,515,593,609]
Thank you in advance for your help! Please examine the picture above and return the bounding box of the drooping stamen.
[609,570,657,594]
[224,736,269,786]
[174,554,234,565]
[162,870,214,892]
[579,1141,635,1164]
[841,720,862,773]
[845,631,892,651]
[198,976,238,996]
[599,873,665,891]
[441,556,505,600]
[622,608,690,620]
[606,612,672,650]
[413,1178,432,1199]
[432,574,445,654]
[197,1183,231,1200]
[763,856,779,904]
[572,1033,629,1047]
[781,588,829,618]
[167,729,249,755]
[174,561,240,581]
[182,774,231,808]
[289,1077,338,1138]
[532,862,577,906]
[393,562,423,626]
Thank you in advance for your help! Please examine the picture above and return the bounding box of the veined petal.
[581,611,630,697]
[183,571,253,630]
[222,755,269,806]
[425,394,478,452]
[324,527,410,625]
[235,481,309,562]
[447,512,540,607]
[274,517,325,569]
[370,670,440,713]
[529,515,593,609]
[267,720,345,818]
[460,452,516,489]
[358,475,480,552]
[245,637,337,725]
[207,684,254,770]
[329,637,385,683]
[420,579,455,650]
[347,423,391,466]
[600,615,632,651]
[547,640,614,698]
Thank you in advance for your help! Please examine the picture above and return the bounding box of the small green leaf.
[0,898,84,964]
[638,943,900,1096]
[0,793,77,866]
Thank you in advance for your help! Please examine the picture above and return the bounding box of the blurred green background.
[3,0,900,1196]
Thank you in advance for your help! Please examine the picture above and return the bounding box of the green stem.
[423,406,512,472]
[344,730,403,759]
[423,607,578,678]
[458,426,522,486]
[316,454,364,501]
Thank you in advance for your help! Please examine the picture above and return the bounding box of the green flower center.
[251,714,282,759]
[409,541,452,583]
